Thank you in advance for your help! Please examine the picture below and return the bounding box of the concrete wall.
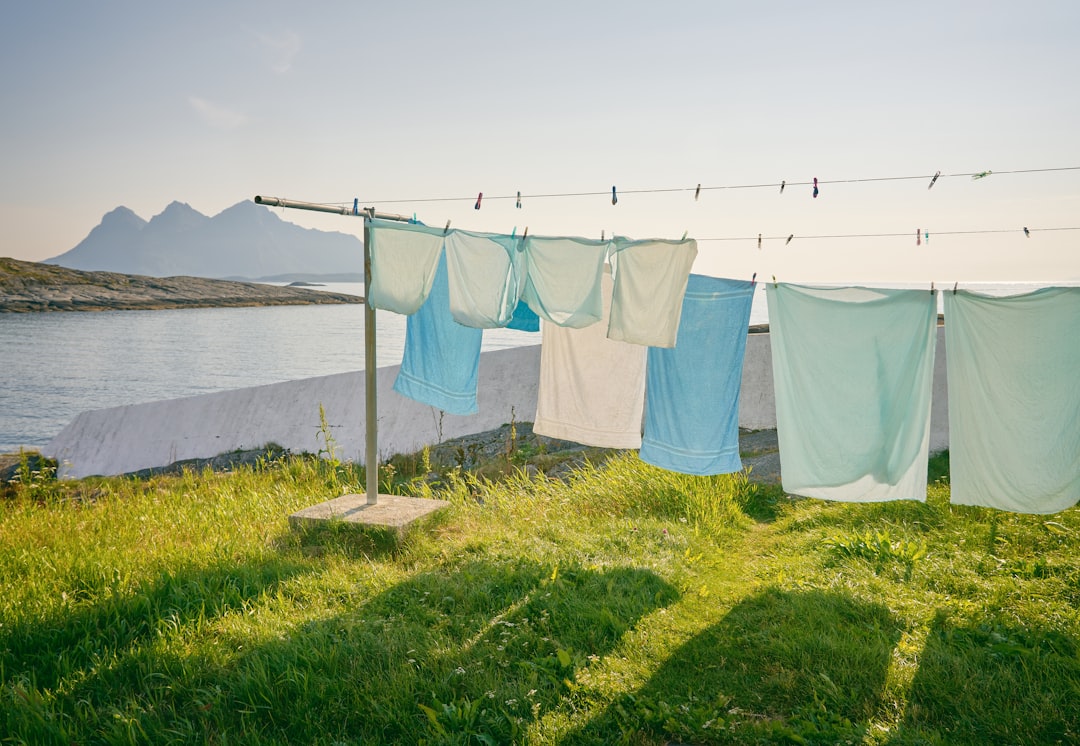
[45,329,950,478]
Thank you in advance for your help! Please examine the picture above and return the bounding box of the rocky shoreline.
[0,257,362,312]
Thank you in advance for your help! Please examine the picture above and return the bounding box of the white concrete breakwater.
[45,329,950,479]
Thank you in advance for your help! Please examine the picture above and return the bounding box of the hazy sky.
[2,1,1078,283]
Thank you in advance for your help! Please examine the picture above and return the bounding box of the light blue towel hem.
[393,371,478,416]
[639,440,742,476]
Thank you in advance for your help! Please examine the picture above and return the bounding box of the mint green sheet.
[767,284,938,502]
[944,287,1080,514]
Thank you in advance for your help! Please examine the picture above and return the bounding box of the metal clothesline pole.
[254,195,412,505]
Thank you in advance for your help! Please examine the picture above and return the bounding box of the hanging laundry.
[505,298,540,332]
[639,275,754,475]
[520,235,611,328]
[393,252,483,415]
[445,229,525,328]
[944,287,1080,514]
[767,284,937,502]
[534,267,647,448]
[606,237,698,347]
[366,219,446,315]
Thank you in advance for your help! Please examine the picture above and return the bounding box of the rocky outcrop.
[0,257,362,313]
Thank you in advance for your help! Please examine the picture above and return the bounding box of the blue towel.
[639,275,754,475]
[505,300,540,332]
[393,252,483,415]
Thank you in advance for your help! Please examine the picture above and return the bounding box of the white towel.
[444,229,524,328]
[520,235,611,328]
[608,237,698,347]
[367,219,445,315]
[534,268,646,448]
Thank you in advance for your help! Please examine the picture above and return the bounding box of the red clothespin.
[751,272,757,285]
[474,192,483,210]
[917,229,921,246]
[757,233,762,250]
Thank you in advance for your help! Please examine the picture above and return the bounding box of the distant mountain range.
[45,201,365,280]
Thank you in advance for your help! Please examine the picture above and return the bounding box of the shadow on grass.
[566,587,903,744]
[885,612,1080,745]
[0,558,312,694]
[3,557,678,744]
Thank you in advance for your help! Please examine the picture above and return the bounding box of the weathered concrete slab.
[289,493,450,532]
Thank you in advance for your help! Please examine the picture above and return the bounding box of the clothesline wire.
[303,165,1080,207]
[698,226,1080,241]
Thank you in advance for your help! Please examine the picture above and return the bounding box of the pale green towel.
[945,287,1080,514]
[767,284,937,502]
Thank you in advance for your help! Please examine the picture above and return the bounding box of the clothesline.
[296,164,1080,208]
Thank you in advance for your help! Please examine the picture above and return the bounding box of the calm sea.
[0,281,1061,452]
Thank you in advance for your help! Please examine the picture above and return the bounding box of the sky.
[1,1,1078,284]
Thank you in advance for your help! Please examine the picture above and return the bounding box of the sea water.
[0,281,1060,452]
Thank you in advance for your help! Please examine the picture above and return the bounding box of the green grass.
[1,447,1078,745]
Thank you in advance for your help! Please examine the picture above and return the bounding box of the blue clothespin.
[925,230,929,244]
[611,186,618,205]
[510,227,516,239]
[812,177,819,198]
[353,198,358,216]
[516,191,522,209]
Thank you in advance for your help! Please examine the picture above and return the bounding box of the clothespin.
[930,281,935,294]
[516,191,522,209]
[443,220,451,235]
[522,226,528,241]
[928,170,941,189]
[412,212,417,224]
[601,230,605,241]
[917,229,921,246]
[1024,226,1030,237]
[772,274,778,288]
[611,186,618,205]
[785,234,794,245]
[474,192,483,210]
[353,198,359,216]
[972,170,992,180]
[751,272,757,285]
[758,233,762,250]
[682,230,688,240]
[780,180,786,194]
[925,230,929,244]
[812,177,819,198]
[510,227,516,239]
[694,183,701,201]
[953,282,958,295]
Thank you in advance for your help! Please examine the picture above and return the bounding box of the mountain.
[45,200,365,279]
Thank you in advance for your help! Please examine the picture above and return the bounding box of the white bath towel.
[533,268,647,448]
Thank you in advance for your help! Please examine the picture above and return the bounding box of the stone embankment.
[0,257,361,312]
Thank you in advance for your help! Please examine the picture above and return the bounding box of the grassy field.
[1,441,1078,745]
